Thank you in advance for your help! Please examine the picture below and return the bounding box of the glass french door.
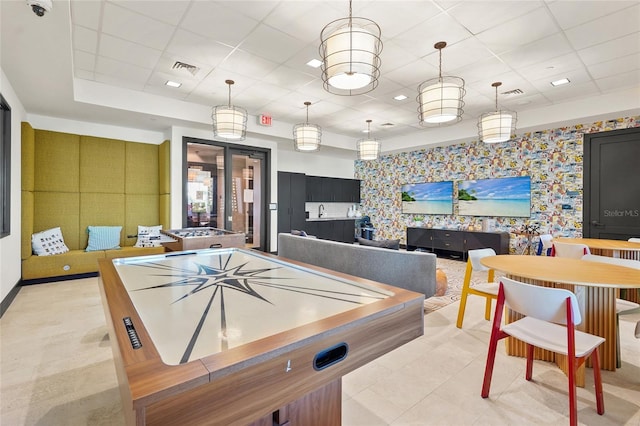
[184,139,267,251]
[229,149,265,250]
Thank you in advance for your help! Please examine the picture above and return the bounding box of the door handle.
[591,220,605,228]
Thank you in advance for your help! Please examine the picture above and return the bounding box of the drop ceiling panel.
[70,0,102,30]
[542,80,600,103]
[515,53,585,82]
[265,3,342,44]
[166,30,234,68]
[72,25,98,54]
[595,70,640,92]
[577,32,640,65]
[239,24,307,63]
[110,0,190,26]
[73,51,96,73]
[391,12,473,59]
[216,49,280,79]
[475,7,560,55]
[359,1,442,39]
[499,32,574,69]
[547,0,638,30]
[564,5,640,50]
[101,2,176,51]
[588,53,640,79]
[216,0,279,22]
[447,0,541,35]
[261,66,318,91]
[181,1,259,47]
[100,34,162,69]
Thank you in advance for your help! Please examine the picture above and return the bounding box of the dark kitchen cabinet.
[305,176,360,202]
[312,219,356,243]
[278,172,307,235]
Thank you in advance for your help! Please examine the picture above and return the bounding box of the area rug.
[423,257,483,314]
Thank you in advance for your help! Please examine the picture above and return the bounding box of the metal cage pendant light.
[212,79,247,141]
[478,82,517,143]
[319,0,382,96]
[293,101,322,152]
[357,119,381,161]
[417,41,465,126]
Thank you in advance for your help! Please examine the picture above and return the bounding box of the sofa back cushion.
[278,233,436,297]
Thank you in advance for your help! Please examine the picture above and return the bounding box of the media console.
[406,227,510,260]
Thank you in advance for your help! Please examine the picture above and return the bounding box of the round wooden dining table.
[481,255,640,385]
[554,237,640,260]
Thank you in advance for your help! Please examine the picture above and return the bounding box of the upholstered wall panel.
[21,191,34,260]
[159,194,171,229]
[125,194,160,247]
[80,136,125,193]
[79,193,125,248]
[21,122,35,192]
[159,140,170,194]
[33,192,80,250]
[34,130,80,192]
[126,142,158,194]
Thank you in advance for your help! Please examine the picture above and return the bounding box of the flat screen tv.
[458,176,531,217]
[401,181,453,215]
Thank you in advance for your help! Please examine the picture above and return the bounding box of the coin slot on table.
[123,317,142,350]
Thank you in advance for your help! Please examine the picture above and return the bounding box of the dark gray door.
[584,127,640,239]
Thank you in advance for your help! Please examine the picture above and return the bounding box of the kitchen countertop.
[306,217,357,222]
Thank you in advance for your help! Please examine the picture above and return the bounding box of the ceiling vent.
[501,88,524,96]
[172,61,199,76]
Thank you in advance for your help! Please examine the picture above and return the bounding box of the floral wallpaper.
[355,116,640,254]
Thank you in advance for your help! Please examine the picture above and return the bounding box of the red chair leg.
[525,344,534,381]
[591,348,605,415]
[482,285,506,398]
[566,298,578,426]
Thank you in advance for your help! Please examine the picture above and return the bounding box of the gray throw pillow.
[357,237,400,250]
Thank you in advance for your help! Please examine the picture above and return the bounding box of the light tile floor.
[1,275,639,425]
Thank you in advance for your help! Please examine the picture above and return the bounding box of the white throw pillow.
[134,225,163,248]
[32,227,70,256]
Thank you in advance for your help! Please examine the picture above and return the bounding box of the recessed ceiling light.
[165,80,182,88]
[550,78,570,87]
[380,122,395,127]
[306,59,322,68]
[393,94,408,101]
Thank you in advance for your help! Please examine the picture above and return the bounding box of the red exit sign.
[258,114,272,126]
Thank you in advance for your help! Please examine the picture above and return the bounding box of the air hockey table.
[98,248,424,426]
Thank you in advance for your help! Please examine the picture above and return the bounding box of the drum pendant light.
[478,82,517,143]
[212,79,247,141]
[417,41,465,126]
[357,119,380,160]
[293,101,322,152]
[319,0,382,96]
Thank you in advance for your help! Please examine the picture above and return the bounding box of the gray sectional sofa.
[277,233,437,298]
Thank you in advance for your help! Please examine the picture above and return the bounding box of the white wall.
[1,68,27,303]
[278,147,356,178]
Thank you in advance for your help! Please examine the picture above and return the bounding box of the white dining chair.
[482,278,605,426]
[582,254,640,367]
[628,237,640,243]
[551,241,590,258]
[456,248,499,329]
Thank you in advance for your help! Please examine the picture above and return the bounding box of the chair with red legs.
[481,278,605,426]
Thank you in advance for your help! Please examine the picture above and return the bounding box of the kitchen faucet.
[319,204,325,218]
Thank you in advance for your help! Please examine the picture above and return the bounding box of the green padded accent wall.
[80,193,125,248]
[125,194,160,246]
[80,136,125,193]
[126,142,158,194]
[34,130,80,192]
[159,194,171,229]
[21,191,34,259]
[159,140,170,194]
[21,122,35,191]
[33,192,81,250]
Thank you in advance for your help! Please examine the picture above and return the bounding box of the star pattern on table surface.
[129,251,388,364]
